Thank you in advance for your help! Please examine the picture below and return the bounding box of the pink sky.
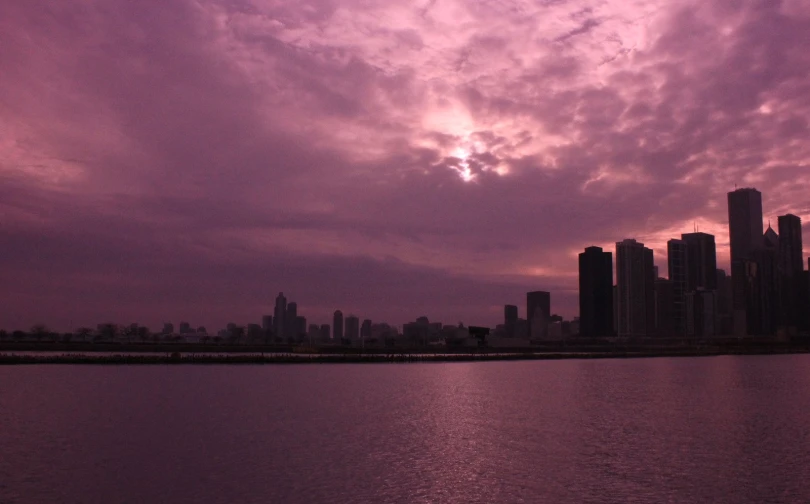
[2,0,809,331]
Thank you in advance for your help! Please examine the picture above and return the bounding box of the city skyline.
[2,1,810,331]
[0,186,807,333]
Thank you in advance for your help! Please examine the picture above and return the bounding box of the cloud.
[1,0,810,330]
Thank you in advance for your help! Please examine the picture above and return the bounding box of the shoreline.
[2,346,810,364]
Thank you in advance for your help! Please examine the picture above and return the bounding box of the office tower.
[247,323,262,339]
[274,292,287,340]
[179,321,191,334]
[682,232,718,291]
[578,246,614,337]
[162,322,174,335]
[715,269,733,335]
[667,239,688,335]
[526,291,551,339]
[728,188,764,262]
[613,285,618,334]
[686,290,716,338]
[803,260,810,331]
[261,315,273,333]
[728,188,764,335]
[616,239,656,338]
[284,302,298,341]
[345,315,360,340]
[319,324,331,342]
[361,319,372,340]
[504,305,518,338]
[295,316,307,339]
[755,226,780,335]
[307,324,320,342]
[333,310,344,341]
[778,214,803,333]
[655,277,675,337]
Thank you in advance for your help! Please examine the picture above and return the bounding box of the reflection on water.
[1,355,810,503]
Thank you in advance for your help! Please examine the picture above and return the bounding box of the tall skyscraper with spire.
[727,188,764,335]
[681,232,718,292]
[755,225,780,335]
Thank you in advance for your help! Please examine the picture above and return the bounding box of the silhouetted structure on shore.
[579,246,613,338]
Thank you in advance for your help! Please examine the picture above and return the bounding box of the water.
[1,355,809,503]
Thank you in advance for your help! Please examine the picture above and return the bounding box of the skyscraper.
[667,239,688,336]
[686,289,716,338]
[803,259,810,331]
[504,305,518,338]
[728,188,764,263]
[755,226,780,335]
[273,292,287,341]
[526,291,551,339]
[681,232,718,291]
[778,214,803,333]
[716,269,733,335]
[285,302,298,341]
[361,319,372,340]
[728,188,763,335]
[333,310,344,342]
[295,315,307,339]
[616,239,656,339]
[345,315,360,341]
[261,315,273,333]
[654,277,675,337]
[578,246,614,337]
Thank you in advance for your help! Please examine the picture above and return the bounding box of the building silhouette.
[526,291,550,339]
[654,277,675,337]
[616,239,655,339]
[667,239,688,335]
[273,292,287,340]
[504,305,518,338]
[754,226,780,336]
[686,289,716,338]
[261,315,273,334]
[682,232,717,291]
[803,259,810,331]
[778,214,803,333]
[361,319,372,340]
[333,310,344,342]
[307,324,320,342]
[727,188,763,335]
[285,302,298,341]
[345,315,360,340]
[578,246,613,337]
[715,269,733,335]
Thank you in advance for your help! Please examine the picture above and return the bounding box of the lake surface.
[1,355,810,504]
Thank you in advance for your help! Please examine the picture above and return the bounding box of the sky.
[2,0,810,332]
